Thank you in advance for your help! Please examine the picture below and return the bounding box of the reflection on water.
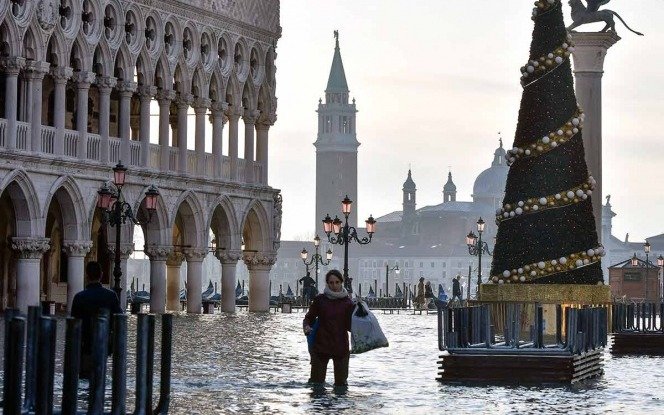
[3,311,664,414]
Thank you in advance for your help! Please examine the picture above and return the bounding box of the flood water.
[3,310,664,414]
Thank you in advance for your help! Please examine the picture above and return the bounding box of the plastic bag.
[350,300,389,354]
[306,318,320,353]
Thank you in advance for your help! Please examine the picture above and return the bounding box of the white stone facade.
[0,0,282,313]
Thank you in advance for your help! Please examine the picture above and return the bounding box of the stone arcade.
[0,0,282,313]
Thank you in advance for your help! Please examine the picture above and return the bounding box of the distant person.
[71,261,123,379]
[302,269,354,388]
[414,277,426,309]
[298,271,318,302]
[424,281,434,299]
[451,275,463,305]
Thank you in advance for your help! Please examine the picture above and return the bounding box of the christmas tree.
[489,0,604,285]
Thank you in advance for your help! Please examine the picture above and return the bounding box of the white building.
[0,0,282,313]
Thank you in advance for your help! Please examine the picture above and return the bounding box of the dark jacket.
[303,293,354,358]
[71,282,123,354]
[453,279,462,297]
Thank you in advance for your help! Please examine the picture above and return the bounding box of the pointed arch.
[46,30,67,67]
[172,62,190,94]
[69,35,91,72]
[113,44,134,82]
[0,19,20,57]
[171,190,206,248]
[0,170,42,237]
[92,41,113,77]
[209,70,225,103]
[43,176,86,241]
[207,195,240,251]
[257,83,273,116]
[241,80,256,111]
[225,75,241,107]
[135,49,153,86]
[240,199,271,252]
[191,65,207,99]
[133,186,170,247]
[154,54,171,89]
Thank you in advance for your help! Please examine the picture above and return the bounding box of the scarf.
[324,286,349,300]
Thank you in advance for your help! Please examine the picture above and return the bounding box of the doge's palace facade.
[0,0,282,313]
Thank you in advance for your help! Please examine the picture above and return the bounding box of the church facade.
[0,0,283,313]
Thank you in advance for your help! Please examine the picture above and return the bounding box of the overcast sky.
[269,0,664,243]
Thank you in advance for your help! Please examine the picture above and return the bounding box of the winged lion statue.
[567,0,643,36]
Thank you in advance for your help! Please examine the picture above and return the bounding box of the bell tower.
[315,31,359,230]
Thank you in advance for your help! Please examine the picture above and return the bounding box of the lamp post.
[658,254,664,303]
[322,195,376,294]
[300,235,333,290]
[384,264,400,297]
[97,161,160,301]
[645,241,651,302]
[466,217,492,298]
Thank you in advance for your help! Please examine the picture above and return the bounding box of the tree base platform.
[612,332,664,356]
[478,284,612,304]
[437,350,603,384]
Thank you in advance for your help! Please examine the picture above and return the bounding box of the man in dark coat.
[71,261,123,378]
[298,271,318,302]
[452,275,463,304]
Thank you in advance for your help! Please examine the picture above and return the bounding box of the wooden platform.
[611,333,664,356]
[437,350,604,384]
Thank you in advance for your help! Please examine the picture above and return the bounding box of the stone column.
[137,85,157,168]
[74,71,95,160]
[11,237,50,313]
[210,102,228,179]
[156,90,176,171]
[117,81,137,164]
[256,121,272,185]
[177,94,193,174]
[243,251,277,312]
[193,98,211,176]
[51,67,73,156]
[215,249,242,312]
[226,110,241,180]
[108,244,134,310]
[570,31,620,243]
[145,245,171,314]
[243,109,259,183]
[62,240,92,313]
[166,252,184,311]
[96,76,116,163]
[2,58,25,149]
[184,248,207,314]
[26,61,50,152]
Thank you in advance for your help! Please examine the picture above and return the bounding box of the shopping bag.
[350,300,389,354]
[306,318,320,353]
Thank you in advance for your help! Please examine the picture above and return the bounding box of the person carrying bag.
[350,298,389,354]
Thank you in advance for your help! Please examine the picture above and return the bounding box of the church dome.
[403,169,416,190]
[472,140,508,201]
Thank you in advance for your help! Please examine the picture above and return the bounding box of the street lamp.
[631,253,638,267]
[645,241,651,302]
[466,217,492,298]
[301,235,333,289]
[322,195,376,294]
[384,264,400,297]
[97,161,160,301]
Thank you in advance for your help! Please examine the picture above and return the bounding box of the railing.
[169,147,178,171]
[16,121,29,150]
[254,162,263,184]
[109,137,121,163]
[438,303,608,355]
[64,130,79,157]
[613,302,664,333]
[149,144,160,169]
[221,156,231,179]
[87,133,101,160]
[187,150,197,174]
[0,119,6,147]
[130,141,141,166]
[205,153,215,177]
[41,126,56,154]
[237,159,246,182]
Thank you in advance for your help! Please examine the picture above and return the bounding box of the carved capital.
[137,85,158,100]
[184,248,208,262]
[145,245,172,261]
[12,237,50,259]
[156,89,177,103]
[243,109,261,124]
[96,76,117,93]
[193,98,211,113]
[1,57,26,75]
[166,252,185,267]
[73,71,96,88]
[62,240,93,257]
[214,249,242,264]
[570,32,621,74]
[117,81,138,96]
[242,251,277,269]
[25,61,51,79]
[107,243,134,259]
[176,93,194,109]
[51,66,73,83]
[211,101,229,115]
